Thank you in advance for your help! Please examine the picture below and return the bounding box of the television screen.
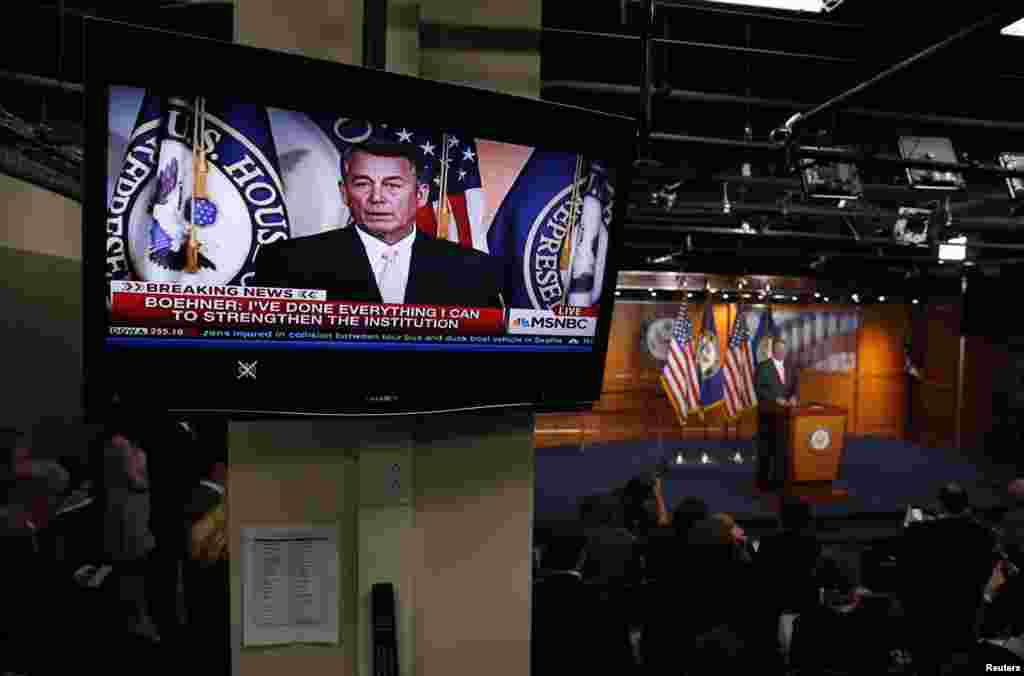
[898,136,966,191]
[84,20,636,417]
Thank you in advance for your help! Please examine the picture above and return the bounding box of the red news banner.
[109,282,505,336]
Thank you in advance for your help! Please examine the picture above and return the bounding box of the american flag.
[723,306,758,418]
[660,300,701,423]
[390,127,487,252]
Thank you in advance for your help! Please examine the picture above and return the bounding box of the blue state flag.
[105,92,291,285]
[487,151,600,309]
[751,305,779,372]
[697,303,726,411]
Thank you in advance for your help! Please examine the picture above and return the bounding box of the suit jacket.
[254,226,504,307]
[755,530,823,613]
[755,359,797,403]
[900,516,999,646]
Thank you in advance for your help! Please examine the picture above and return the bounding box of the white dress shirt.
[773,358,786,384]
[355,225,416,304]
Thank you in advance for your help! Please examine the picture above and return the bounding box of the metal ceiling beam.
[625,219,1024,246]
[651,36,858,64]
[541,81,1024,133]
[776,9,1022,139]
[0,145,80,202]
[626,0,867,29]
[543,28,861,64]
[639,0,655,159]
[641,132,1024,179]
[0,69,83,94]
[651,36,851,63]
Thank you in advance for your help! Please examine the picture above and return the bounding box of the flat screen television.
[83,19,636,417]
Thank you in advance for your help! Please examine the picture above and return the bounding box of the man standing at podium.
[756,337,798,407]
[755,337,798,487]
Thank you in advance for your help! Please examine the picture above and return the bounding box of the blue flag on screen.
[698,303,726,410]
[487,150,595,310]
[105,92,290,285]
[751,306,779,372]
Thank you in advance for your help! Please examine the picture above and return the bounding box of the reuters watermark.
[986,665,1022,672]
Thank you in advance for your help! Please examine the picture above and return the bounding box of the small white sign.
[242,525,340,647]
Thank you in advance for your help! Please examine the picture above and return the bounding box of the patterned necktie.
[378,249,400,303]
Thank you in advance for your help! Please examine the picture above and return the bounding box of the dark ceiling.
[541,0,1024,293]
[0,2,232,199]
[3,0,1024,296]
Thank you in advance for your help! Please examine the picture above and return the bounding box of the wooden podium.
[757,402,848,492]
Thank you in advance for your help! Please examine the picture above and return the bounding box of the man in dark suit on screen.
[755,337,798,487]
[254,141,503,307]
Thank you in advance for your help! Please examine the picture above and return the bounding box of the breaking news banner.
[108,282,599,339]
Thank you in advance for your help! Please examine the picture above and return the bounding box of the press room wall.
[535,300,913,448]
[0,173,82,429]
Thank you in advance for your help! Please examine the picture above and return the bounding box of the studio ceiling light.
[1001,17,1024,37]
[706,0,831,12]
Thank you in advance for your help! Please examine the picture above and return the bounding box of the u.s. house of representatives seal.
[523,175,614,310]
[106,97,291,286]
[643,318,675,361]
[810,428,832,451]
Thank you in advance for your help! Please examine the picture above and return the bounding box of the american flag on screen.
[724,306,758,418]
[660,300,701,423]
[401,130,487,251]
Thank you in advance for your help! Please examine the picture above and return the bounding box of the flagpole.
[185,96,204,274]
[660,375,688,432]
[437,134,451,241]
[559,155,585,307]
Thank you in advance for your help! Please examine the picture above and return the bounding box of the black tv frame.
[82,18,636,419]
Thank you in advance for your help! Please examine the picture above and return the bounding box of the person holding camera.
[900,483,1001,675]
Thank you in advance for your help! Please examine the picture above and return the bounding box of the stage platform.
[535,436,1020,543]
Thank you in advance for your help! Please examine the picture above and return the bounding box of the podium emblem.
[810,428,831,451]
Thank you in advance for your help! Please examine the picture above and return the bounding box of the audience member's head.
[817,551,865,607]
[779,498,814,532]
[0,427,20,500]
[1008,479,1024,507]
[672,496,709,538]
[578,495,599,526]
[938,482,970,516]
[58,453,90,493]
[592,496,626,529]
[3,428,33,480]
[541,535,587,573]
[98,417,152,492]
[690,513,743,548]
[711,512,746,545]
[194,446,228,486]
